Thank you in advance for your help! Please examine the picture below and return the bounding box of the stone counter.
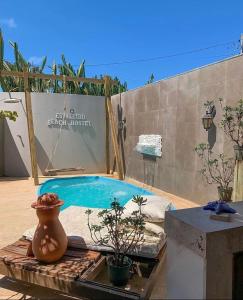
[165,202,243,299]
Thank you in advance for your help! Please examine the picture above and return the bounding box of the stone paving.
[0,176,198,299]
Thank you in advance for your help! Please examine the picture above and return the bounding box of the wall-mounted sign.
[48,108,92,127]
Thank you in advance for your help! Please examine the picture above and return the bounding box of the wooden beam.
[105,76,124,180]
[233,160,243,201]
[0,70,117,85]
[24,73,39,185]
[104,76,110,174]
[0,69,119,183]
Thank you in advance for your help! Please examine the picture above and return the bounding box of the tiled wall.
[111,55,243,203]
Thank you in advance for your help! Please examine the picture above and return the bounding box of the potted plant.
[195,143,235,202]
[85,196,147,286]
[219,99,243,160]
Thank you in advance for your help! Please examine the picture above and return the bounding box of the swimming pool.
[38,176,154,210]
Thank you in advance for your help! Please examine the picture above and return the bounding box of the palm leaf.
[39,56,47,73]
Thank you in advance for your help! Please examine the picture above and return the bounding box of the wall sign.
[48,108,92,127]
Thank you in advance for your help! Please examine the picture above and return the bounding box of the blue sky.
[0,0,242,89]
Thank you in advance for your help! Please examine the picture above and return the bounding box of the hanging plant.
[0,110,18,121]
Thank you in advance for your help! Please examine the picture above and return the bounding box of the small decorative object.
[31,193,68,263]
[203,200,236,214]
[136,135,162,157]
[219,98,243,161]
[210,213,232,222]
[195,143,234,202]
[85,196,147,286]
[201,101,216,131]
[204,200,236,222]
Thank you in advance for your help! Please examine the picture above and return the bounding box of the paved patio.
[0,175,198,299]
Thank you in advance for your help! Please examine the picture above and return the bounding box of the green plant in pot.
[85,196,147,286]
[219,98,243,161]
[195,143,234,202]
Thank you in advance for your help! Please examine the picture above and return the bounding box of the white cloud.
[0,17,17,28]
[28,56,45,65]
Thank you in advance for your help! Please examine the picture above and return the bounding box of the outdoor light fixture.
[202,103,216,131]
[118,117,126,130]
[3,98,22,104]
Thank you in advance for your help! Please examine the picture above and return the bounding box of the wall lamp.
[202,102,216,131]
[3,98,22,104]
[118,117,126,130]
[1,92,22,104]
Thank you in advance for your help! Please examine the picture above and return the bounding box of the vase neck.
[36,207,60,221]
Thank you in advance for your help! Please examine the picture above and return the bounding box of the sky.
[0,0,243,89]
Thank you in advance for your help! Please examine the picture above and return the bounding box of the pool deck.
[0,175,198,299]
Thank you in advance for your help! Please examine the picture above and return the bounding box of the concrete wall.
[166,237,205,299]
[0,93,106,176]
[111,54,243,204]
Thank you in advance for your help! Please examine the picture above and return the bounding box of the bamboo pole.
[105,76,124,180]
[24,73,39,185]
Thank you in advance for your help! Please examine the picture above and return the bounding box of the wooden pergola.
[0,70,124,184]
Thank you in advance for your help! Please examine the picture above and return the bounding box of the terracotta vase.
[32,204,68,263]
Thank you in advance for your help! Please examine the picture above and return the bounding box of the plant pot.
[107,256,132,286]
[31,202,68,263]
[234,145,243,161]
[217,186,233,202]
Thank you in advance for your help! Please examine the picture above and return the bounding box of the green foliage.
[0,110,18,121]
[146,73,155,84]
[85,196,147,266]
[195,143,234,189]
[0,29,127,95]
[219,99,243,147]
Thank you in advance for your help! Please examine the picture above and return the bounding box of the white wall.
[0,92,106,176]
[166,237,205,299]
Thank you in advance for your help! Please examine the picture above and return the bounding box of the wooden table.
[0,239,165,300]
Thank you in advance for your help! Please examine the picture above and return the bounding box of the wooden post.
[0,69,119,184]
[104,76,110,174]
[63,75,67,93]
[233,160,243,201]
[24,73,39,185]
[105,76,124,180]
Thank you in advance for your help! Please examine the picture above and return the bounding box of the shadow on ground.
[0,276,82,299]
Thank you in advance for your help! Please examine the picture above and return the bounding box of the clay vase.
[32,203,68,263]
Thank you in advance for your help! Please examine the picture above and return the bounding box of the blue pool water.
[38,176,154,210]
